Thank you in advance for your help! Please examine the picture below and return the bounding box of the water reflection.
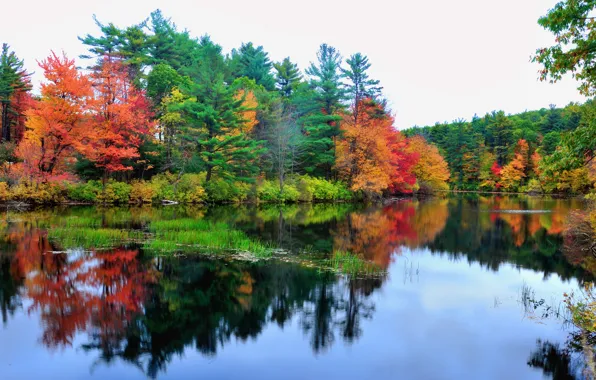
[0,195,592,379]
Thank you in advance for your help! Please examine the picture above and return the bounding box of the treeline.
[0,10,450,204]
[404,102,596,194]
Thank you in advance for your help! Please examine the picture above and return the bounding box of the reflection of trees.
[8,228,155,349]
[333,200,448,269]
[426,196,593,282]
[0,254,21,325]
[527,340,577,379]
[75,258,380,378]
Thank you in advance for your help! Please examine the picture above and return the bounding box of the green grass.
[329,251,383,276]
[48,227,144,249]
[63,216,101,228]
[145,219,273,258]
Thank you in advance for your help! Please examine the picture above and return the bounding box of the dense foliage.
[404,103,596,193]
[1,4,595,203]
[0,10,451,203]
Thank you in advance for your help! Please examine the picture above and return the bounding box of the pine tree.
[0,44,31,142]
[299,44,346,178]
[273,57,302,98]
[172,37,265,182]
[228,42,275,90]
[342,53,382,122]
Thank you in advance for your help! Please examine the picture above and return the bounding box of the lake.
[0,195,591,379]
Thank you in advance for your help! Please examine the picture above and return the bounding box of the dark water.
[0,196,592,379]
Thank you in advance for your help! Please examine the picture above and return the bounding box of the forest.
[0,7,594,204]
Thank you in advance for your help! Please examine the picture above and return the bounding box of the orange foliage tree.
[406,135,450,192]
[336,99,416,196]
[16,52,92,180]
[83,58,153,176]
[499,139,529,191]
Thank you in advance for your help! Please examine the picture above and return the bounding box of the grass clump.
[329,251,383,276]
[49,227,144,249]
[145,218,272,258]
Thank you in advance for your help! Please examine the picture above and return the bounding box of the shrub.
[130,180,155,204]
[95,181,131,204]
[205,179,251,203]
[294,175,352,202]
[176,173,207,203]
[11,181,68,204]
[0,182,10,201]
[67,181,102,202]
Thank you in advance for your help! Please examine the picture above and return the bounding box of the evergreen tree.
[228,42,275,90]
[0,44,30,142]
[172,37,265,182]
[273,57,302,98]
[487,111,514,166]
[299,44,346,178]
[147,9,200,72]
[342,52,382,122]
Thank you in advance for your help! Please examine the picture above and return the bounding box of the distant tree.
[264,100,303,193]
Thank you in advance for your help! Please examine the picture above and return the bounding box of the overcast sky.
[1,0,586,129]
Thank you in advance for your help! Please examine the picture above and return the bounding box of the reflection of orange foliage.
[9,229,155,349]
[406,200,449,246]
[236,271,254,310]
[333,201,446,269]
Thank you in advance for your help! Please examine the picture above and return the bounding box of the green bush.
[95,181,132,204]
[205,179,251,203]
[295,175,352,202]
[257,180,300,203]
[67,181,102,202]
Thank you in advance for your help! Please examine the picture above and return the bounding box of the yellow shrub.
[130,180,155,204]
[0,182,10,201]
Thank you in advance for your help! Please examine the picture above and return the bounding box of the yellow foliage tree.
[406,135,450,192]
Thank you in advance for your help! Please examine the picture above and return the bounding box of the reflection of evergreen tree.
[0,255,21,325]
[79,257,380,378]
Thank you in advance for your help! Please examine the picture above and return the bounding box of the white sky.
[0,0,586,129]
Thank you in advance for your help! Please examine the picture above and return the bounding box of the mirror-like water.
[0,195,591,379]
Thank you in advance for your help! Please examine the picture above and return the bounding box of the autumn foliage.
[16,53,92,180]
[406,135,450,192]
[336,99,417,196]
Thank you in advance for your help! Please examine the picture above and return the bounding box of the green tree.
[228,42,275,90]
[487,111,514,166]
[172,37,265,182]
[342,52,382,122]
[147,9,201,72]
[273,57,302,98]
[79,15,150,85]
[0,44,30,142]
[299,44,346,178]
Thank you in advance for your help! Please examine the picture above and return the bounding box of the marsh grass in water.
[49,227,145,249]
[329,251,384,276]
[145,218,273,258]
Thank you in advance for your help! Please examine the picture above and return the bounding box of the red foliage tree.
[16,52,92,180]
[83,58,153,176]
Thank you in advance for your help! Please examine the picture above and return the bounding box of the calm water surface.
[0,195,591,379]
